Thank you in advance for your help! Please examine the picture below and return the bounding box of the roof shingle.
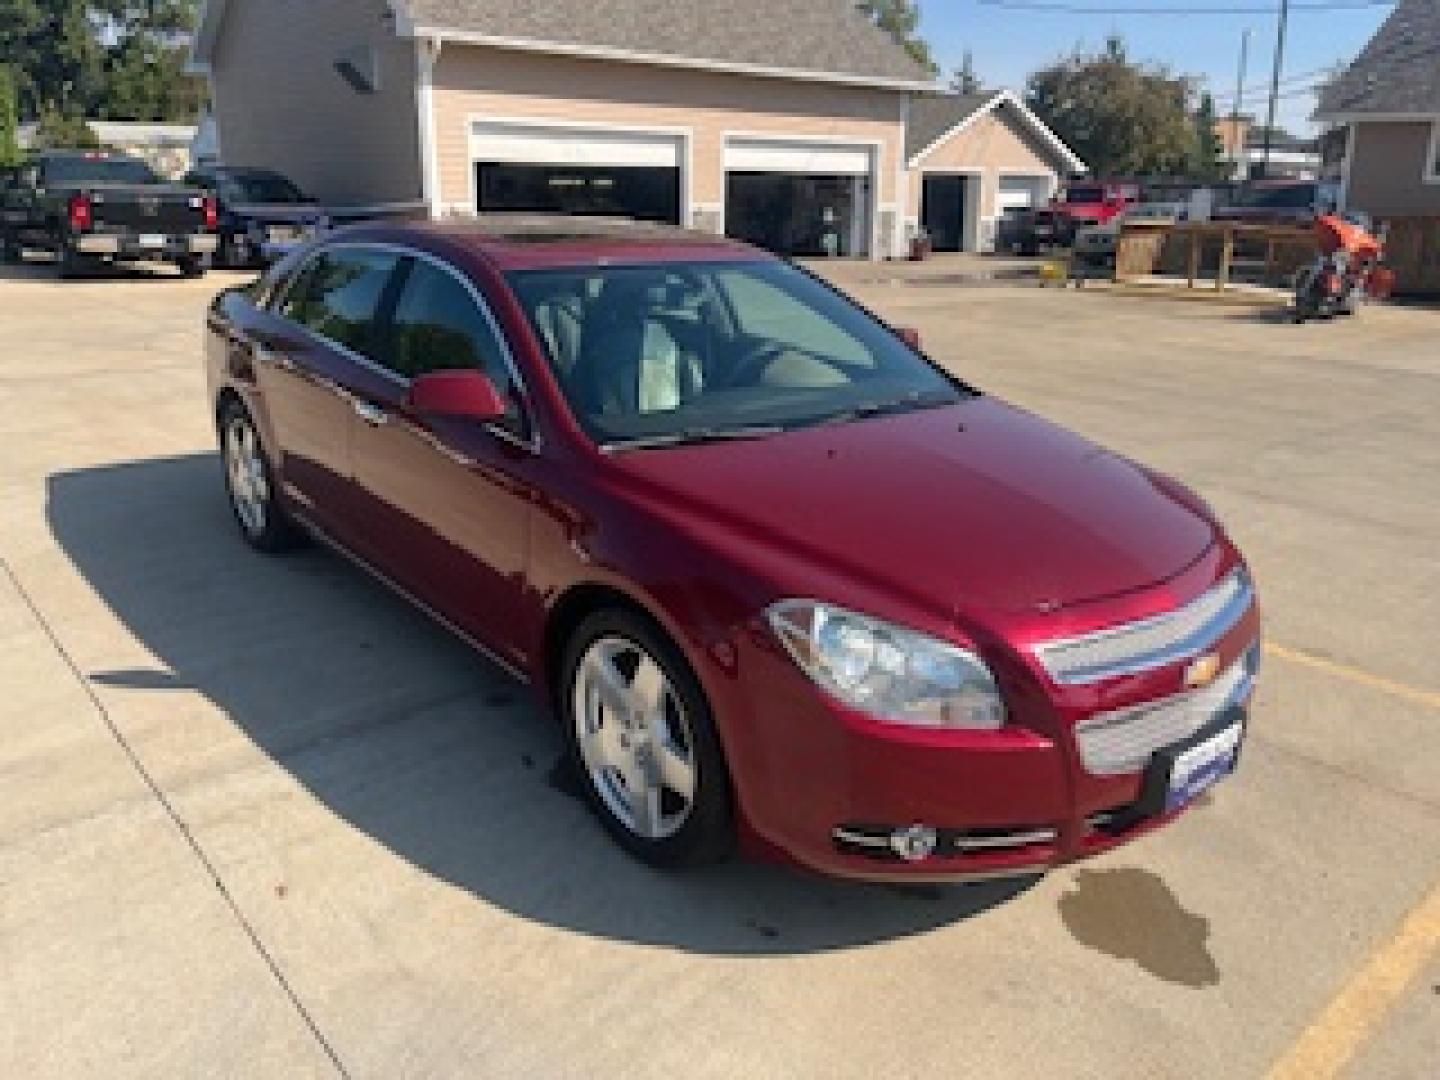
[905,93,991,159]
[1316,0,1440,117]
[404,0,933,84]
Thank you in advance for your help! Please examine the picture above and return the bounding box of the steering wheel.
[721,339,837,389]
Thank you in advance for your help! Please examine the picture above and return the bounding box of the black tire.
[559,608,734,869]
[0,234,20,264]
[218,399,304,552]
[178,255,207,279]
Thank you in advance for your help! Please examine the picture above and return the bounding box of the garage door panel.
[471,123,683,168]
[723,139,873,176]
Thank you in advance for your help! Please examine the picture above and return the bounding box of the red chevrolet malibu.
[205,218,1259,881]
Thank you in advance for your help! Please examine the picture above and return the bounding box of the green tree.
[1026,36,1199,176]
[96,0,205,121]
[950,50,983,95]
[0,64,23,166]
[1190,92,1225,179]
[0,0,203,122]
[0,0,108,119]
[31,103,99,149]
[858,0,937,76]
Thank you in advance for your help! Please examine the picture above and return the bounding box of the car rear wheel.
[560,610,734,868]
[178,255,207,279]
[219,401,302,552]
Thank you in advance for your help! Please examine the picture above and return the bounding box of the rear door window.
[279,247,401,363]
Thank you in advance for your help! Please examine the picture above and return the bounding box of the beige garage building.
[191,0,1082,259]
[905,91,1085,253]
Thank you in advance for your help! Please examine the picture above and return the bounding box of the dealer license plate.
[1165,722,1243,811]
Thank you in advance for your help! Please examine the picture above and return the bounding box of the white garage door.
[470,122,683,168]
[997,174,1052,212]
[723,138,874,176]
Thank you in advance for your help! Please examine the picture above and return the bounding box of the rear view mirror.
[407,369,508,423]
[896,327,923,351]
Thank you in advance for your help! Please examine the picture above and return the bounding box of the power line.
[977,0,1391,13]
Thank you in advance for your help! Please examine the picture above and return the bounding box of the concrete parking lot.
[1,255,1438,1078]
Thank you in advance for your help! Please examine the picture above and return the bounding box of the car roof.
[353,215,767,272]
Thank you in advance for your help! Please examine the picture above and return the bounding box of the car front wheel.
[219,401,302,552]
[560,609,733,868]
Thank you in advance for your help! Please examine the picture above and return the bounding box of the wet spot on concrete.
[1059,868,1220,988]
[546,756,584,800]
[744,917,780,939]
[520,753,536,771]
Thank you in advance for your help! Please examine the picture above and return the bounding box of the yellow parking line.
[1266,879,1440,1079]
[1264,642,1440,711]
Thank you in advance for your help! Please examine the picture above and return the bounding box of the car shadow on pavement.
[47,453,1036,956]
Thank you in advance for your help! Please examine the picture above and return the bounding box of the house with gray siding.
[1316,0,1440,218]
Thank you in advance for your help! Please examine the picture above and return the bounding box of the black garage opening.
[921,174,967,252]
[725,173,867,257]
[475,163,681,224]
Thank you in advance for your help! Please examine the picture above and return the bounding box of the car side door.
[250,244,405,536]
[347,252,536,668]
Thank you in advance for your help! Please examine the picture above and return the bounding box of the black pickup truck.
[0,150,219,278]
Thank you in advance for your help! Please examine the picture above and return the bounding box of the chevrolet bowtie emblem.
[1184,652,1222,690]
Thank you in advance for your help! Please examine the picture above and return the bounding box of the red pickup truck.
[1019,181,1140,254]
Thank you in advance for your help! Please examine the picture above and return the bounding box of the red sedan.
[205,217,1259,881]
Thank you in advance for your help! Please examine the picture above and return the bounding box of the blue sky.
[917,0,1394,133]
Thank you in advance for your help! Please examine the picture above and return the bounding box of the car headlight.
[765,600,1006,730]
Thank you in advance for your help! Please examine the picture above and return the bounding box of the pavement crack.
[0,555,351,1079]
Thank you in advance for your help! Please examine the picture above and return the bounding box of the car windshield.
[1063,186,1106,204]
[507,259,969,448]
[219,170,307,204]
[44,156,159,186]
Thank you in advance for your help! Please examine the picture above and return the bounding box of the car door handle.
[353,398,388,426]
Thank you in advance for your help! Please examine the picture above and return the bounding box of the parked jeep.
[1020,181,1140,254]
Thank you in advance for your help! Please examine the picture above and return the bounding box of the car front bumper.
[716,562,1260,882]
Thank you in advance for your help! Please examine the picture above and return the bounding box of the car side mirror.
[406,369,508,424]
[896,327,923,351]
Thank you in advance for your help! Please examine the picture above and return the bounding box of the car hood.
[612,398,1215,615]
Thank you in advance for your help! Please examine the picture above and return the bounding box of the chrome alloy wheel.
[573,635,697,840]
[223,414,269,536]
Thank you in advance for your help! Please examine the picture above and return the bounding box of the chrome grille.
[1033,569,1254,685]
[1073,644,1258,776]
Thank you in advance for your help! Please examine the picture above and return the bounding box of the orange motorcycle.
[1293,214,1393,323]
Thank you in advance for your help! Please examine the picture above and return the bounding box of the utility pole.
[1231,28,1251,177]
[1261,0,1290,178]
